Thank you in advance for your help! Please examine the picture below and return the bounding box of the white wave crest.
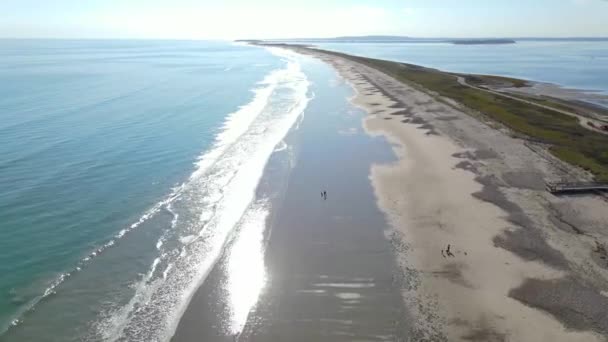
[95,47,310,342]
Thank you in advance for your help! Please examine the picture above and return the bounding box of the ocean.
[0,40,309,341]
[2,38,608,341]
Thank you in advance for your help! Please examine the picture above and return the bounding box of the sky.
[1,0,607,39]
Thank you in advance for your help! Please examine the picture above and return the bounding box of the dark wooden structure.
[546,182,608,194]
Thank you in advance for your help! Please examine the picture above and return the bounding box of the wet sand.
[290,46,608,341]
[172,57,409,341]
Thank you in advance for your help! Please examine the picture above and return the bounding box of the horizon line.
[2,35,608,41]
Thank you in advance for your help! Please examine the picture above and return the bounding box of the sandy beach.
[281,46,608,341]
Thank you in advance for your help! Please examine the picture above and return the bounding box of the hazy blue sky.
[1,0,607,39]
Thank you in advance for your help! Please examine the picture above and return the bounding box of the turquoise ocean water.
[0,40,310,341]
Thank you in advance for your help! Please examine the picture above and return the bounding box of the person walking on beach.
[323,191,327,200]
[446,244,454,257]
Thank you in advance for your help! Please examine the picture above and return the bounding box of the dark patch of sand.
[390,109,412,117]
[410,117,425,125]
[510,277,608,335]
[358,74,407,109]
[436,115,461,121]
[502,171,545,190]
[472,175,569,270]
[452,149,499,160]
[417,123,439,135]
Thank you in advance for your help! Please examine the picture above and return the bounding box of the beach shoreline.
[273,45,608,340]
[171,53,410,341]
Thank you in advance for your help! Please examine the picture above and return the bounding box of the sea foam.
[94,47,310,342]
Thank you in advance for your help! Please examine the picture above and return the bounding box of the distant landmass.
[234,39,264,43]
[245,36,608,44]
[449,39,516,45]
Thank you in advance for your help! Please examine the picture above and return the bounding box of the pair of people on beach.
[441,244,455,258]
[321,190,327,200]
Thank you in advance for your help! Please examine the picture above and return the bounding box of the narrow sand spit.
[285,47,608,341]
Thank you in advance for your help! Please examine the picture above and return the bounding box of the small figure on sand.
[446,244,455,257]
[323,190,327,200]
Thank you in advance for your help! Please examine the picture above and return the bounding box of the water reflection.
[225,201,268,335]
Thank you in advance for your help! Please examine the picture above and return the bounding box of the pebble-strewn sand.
[287,46,608,341]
